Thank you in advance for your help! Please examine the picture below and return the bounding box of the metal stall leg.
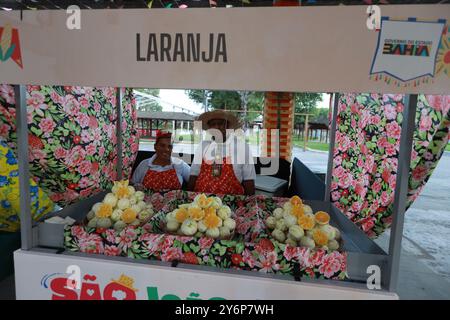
[116,87,123,180]
[325,93,339,201]
[387,94,418,292]
[14,85,33,250]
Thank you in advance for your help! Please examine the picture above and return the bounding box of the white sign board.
[0,6,449,94]
[14,250,397,300]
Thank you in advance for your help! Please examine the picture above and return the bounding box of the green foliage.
[186,90,264,125]
[134,88,162,112]
[187,91,323,128]
[294,93,323,125]
[294,93,323,114]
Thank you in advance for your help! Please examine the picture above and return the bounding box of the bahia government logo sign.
[0,24,23,68]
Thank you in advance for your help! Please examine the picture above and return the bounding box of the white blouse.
[190,136,256,183]
[131,154,191,186]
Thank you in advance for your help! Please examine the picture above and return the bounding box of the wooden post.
[304,114,309,152]
[150,118,153,138]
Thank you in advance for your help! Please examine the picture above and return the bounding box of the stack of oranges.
[265,195,341,251]
[165,193,236,239]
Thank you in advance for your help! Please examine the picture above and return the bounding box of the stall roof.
[137,111,196,121]
[0,0,448,10]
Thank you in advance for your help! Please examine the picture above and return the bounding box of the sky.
[159,89,204,114]
[158,90,331,114]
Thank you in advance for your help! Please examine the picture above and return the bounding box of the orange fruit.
[189,207,205,221]
[204,213,221,229]
[175,208,189,223]
[204,207,216,217]
[290,195,303,206]
[314,211,330,225]
[292,205,304,218]
[122,208,137,224]
[96,203,113,218]
[312,229,328,246]
[116,185,130,199]
[197,194,214,208]
[297,215,315,230]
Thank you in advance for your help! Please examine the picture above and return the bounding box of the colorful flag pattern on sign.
[0,24,23,68]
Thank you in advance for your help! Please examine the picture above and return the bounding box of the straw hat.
[197,109,241,130]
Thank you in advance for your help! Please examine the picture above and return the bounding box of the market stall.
[1,5,449,299]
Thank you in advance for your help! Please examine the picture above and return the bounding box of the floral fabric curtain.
[0,85,139,209]
[331,93,449,238]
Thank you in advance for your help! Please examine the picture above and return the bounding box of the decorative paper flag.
[0,24,23,68]
[370,18,446,83]
[435,25,450,77]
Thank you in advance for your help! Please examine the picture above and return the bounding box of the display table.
[14,249,397,300]
[63,191,348,280]
[14,190,397,299]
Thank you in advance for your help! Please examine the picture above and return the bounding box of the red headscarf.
[155,130,172,143]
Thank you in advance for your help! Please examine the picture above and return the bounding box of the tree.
[246,91,264,125]
[294,93,323,114]
[134,88,162,112]
[313,107,330,120]
[293,92,323,126]
[186,90,212,112]
[186,90,264,127]
[186,90,322,129]
[239,91,250,129]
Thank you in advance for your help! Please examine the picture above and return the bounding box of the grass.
[174,134,201,144]
[139,132,330,152]
[292,137,329,152]
[142,133,449,153]
[246,133,329,152]
[245,135,260,146]
[140,134,201,144]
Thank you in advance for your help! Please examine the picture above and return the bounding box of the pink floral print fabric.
[332,93,449,238]
[0,84,139,207]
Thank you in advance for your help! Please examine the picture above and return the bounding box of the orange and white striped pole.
[261,0,300,161]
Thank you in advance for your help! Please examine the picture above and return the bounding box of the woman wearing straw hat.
[132,130,190,192]
[187,110,255,195]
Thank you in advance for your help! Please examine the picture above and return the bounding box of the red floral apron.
[194,157,244,195]
[142,168,181,192]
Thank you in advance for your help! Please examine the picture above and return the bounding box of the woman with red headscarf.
[131,130,190,192]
